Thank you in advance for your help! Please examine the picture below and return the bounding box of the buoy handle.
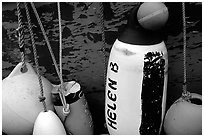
[51,81,81,116]
[63,104,70,115]
[51,83,70,116]
[7,62,37,78]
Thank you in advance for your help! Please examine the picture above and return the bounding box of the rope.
[24,2,47,112]
[98,2,107,86]
[181,2,191,100]
[16,2,27,72]
[30,2,69,114]
[58,2,63,84]
[57,2,70,118]
[30,2,63,84]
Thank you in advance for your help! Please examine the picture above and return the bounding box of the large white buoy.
[52,81,94,135]
[2,62,54,135]
[33,110,66,135]
[105,5,168,135]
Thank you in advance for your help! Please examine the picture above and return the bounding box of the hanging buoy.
[2,62,54,135]
[164,2,202,135]
[137,2,169,31]
[164,93,202,135]
[33,110,66,135]
[105,4,168,135]
[52,81,94,135]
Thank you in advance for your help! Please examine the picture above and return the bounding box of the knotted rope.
[16,2,27,72]
[24,2,47,112]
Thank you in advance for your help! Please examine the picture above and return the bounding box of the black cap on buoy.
[118,6,163,45]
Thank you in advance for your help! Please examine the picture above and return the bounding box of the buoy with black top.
[105,3,168,135]
[33,110,67,135]
[2,62,54,135]
[52,81,94,135]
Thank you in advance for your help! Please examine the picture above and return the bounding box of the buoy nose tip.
[33,110,66,135]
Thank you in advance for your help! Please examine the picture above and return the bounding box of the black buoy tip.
[118,5,163,45]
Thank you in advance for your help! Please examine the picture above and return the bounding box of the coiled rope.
[24,2,47,112]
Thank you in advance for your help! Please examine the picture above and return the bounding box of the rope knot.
[38,96,46,102]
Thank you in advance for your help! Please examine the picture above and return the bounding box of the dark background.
[2,2,202,135]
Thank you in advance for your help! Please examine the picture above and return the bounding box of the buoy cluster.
[2,2,201,135]
[2,62,93,135]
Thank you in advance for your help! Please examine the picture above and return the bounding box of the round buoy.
[2,62,54,135]
[137,2,169,31]
[52,81,94,135]
[164,93,202,135]
[33,110,66,135]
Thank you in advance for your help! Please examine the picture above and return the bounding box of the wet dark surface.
[2,2,202,135]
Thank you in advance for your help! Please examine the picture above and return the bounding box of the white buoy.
[33,110,66,135]
[105,5,168,135]
[52,81,94,135]
[164,93,202,135]
[2,62,54,135]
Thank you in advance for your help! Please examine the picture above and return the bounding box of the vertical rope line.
[30,2,63,84]
[58,2,63,84]
[30,2,68,112]
[98,2,107,86]
[182,2,190,98]
[182,2,187,93]
[30,2,69,113]
[24,2,47,112]
[57,2,69,115]
[16,2,26,71]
